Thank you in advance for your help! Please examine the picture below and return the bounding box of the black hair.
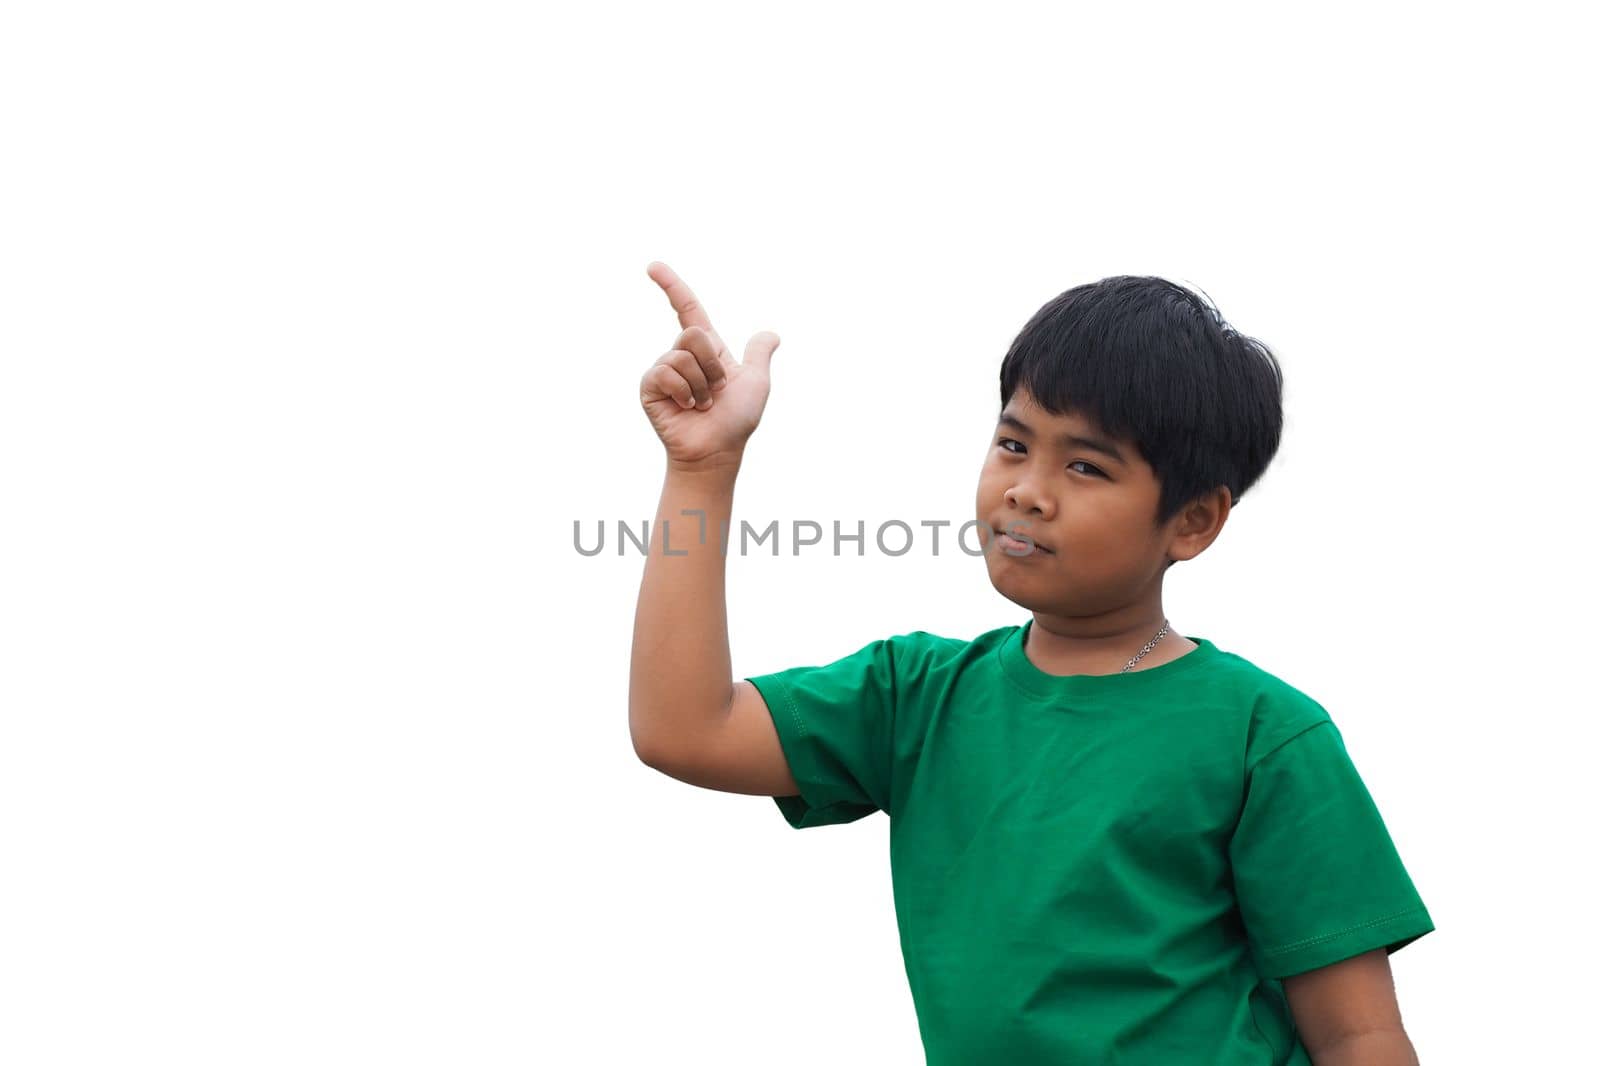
[998,275,1284,543]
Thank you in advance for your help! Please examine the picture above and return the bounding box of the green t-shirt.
[745,620,1434,1065]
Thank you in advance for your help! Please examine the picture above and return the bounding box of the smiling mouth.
[995,530,1053,555]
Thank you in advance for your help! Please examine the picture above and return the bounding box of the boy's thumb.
[743,331,781,372]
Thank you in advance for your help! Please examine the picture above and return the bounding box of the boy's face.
[975,387,1183,615]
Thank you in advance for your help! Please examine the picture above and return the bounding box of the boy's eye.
[998,439,1105,478]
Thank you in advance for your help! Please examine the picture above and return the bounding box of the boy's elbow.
[1307,1026,1418,1066]
[630,710,668,769]
[629,689,737,774]
[629,688,672,767]
[633,732,675,771]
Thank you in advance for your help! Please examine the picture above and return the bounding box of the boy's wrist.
[666,452,745,481]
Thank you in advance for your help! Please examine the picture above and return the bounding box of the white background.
[3,2,1594,1062]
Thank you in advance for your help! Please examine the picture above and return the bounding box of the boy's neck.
[1024,612,1198,677]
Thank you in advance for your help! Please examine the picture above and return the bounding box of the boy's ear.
[1167,486,1232,565]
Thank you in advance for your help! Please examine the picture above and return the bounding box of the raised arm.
[628,263,798,796]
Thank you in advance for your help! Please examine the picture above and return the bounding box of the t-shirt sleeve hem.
[746,672,863,830]
[1258,905,1435,979]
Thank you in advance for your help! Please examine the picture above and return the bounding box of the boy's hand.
[640,261,781,472]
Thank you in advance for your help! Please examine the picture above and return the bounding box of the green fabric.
[746,620,1434,1064]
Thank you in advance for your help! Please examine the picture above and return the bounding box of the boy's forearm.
[629,457,742,764]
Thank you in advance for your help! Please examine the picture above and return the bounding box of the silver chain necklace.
[1121,618,1172,673]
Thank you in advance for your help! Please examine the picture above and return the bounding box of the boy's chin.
[985,574,1060,612]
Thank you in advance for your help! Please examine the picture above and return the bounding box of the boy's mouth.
[993,526,1054,555]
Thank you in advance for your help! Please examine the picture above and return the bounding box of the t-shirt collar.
[997,617,1221,699]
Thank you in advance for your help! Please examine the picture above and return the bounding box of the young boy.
[629,261,1433,1065]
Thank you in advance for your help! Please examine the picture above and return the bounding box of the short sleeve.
[1228,720,1435,978]
[745,636,900,830]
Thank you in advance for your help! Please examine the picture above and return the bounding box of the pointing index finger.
[646,261,715,335]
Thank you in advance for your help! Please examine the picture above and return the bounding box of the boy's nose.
[1004,483,1054,519]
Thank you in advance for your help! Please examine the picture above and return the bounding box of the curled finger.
[643,362,696,409]
[665,347,714,408]
[678,326,729,392]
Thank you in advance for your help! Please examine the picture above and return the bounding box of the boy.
[629,261,1434,1065]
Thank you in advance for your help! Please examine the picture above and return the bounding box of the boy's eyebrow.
[997,411,1128,466]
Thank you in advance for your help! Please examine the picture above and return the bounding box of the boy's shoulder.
[1203,641,1337,766]
[876,623,1017,663]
